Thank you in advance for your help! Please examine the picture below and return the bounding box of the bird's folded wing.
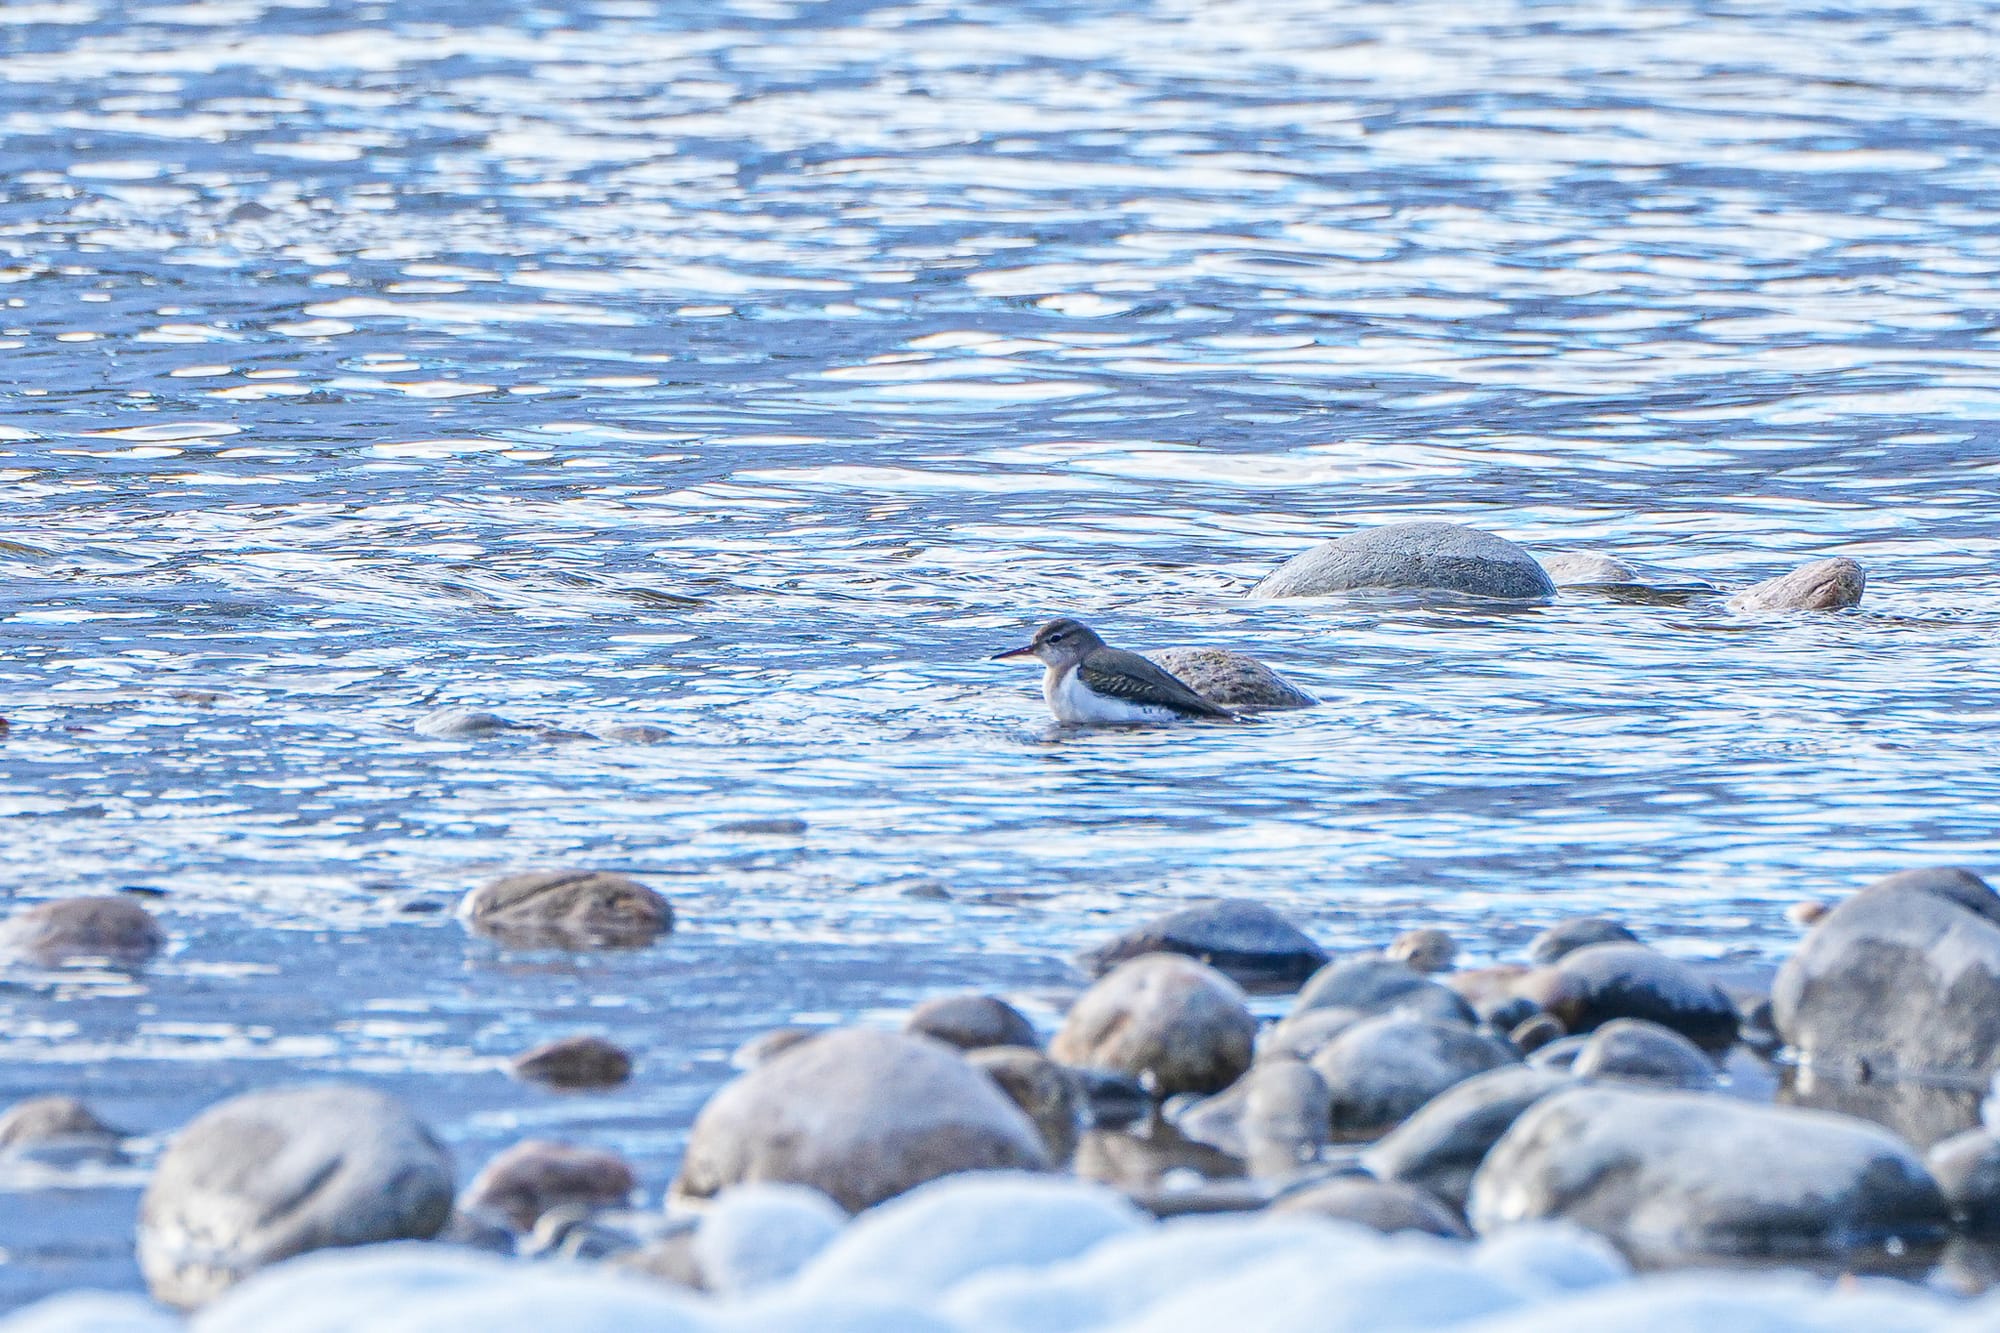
[1079,650,1234,717]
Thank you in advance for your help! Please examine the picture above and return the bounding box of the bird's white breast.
[1045,665,1180,725]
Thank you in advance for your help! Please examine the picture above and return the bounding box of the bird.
[991,617,1238,725]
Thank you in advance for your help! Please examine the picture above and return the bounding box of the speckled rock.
[1363,1064,1571,1211]
[1310,1014,1518,1141]
[1469,1085,1947,1261]
[967,1046,1081,1161]
[1527,917,1639,966]
[1078,899,1327,992]
[462,1141,636,1231]
[1250,522,1556,601]
[1519,943,1739,1050]
[1175,1057,1331,1174]
[1928,1129,2000,1232]
[137,1084,454,1308]
[1270,1176,1469,1237]
[1052,954,1257,1096]
[1386,928,1456,974]
[673,1028,1049,1213]
[0,896,163,968]
[1571,1018,1717,1088]
[511,1035,633,1089]
[1726,556,1865,612]
[457,870,673,950]
[905,995,1038,1052]
[1144,648,1317,711]
[1538,552,1640,586]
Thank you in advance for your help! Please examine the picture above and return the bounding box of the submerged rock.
[1144,648,1317,711]
[1928,1129,2000,1232]
[1077,899,1327,992]
[1363,1065,1572,1211]
[673,1028,1049,1213]
[1174,1058,1331,1173]
[968,1046,1081,1161]
[0,1094,124,1167]
[414,708,525,739]
[1520,943,1738,1050]
[462,1141,636,1232]
[1270,1176,1469,1238]
[511,1035,633,1090]
[1249,521,1556,601]
[1311,1014,1518,1141]
[457,870,673,950]
[1527,917,1639,966]
[1537,552,1640,586]
[905,995,1039,1052]
[137,1084,454,1308]
[1726,556,1866,612]
[1570,1019,1717,1089]
[1051,954,1257,1096]
[1468,1085,1947,1261]
[0,896,163,968]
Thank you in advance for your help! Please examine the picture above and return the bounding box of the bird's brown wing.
[1078,648,1236,718]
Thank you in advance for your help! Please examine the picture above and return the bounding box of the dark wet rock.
[1726,556,1865,612]
[137,1084,454,1308]
[1077,899,1326,993]
[1520,943,1739,1050]
[1068,1065,1152,1131]
[1174,1058,1330,1175]
[415,707,525,738]
[1527,917,1639,966]
[462,1141,636,1232]
[1294,955,1476,1025]
[1774,867,2000,1083]
[1538,551,1640,586]
[1571,1018,1717,1089]
[436,1206,516,1254]
[1124,1178,1272,1218]
[732,1027,822,1070]
[672,1028,1048,1213]
[1074,1122,1245,1192]
[905,994,1038,1052]
[1051,954,1257,1096]
[967,1046,1081,1161]
[511,1034,633,1090]
[1527,1035,1588,1072]
[1385,928,1456,974]
[1250,521,1557,601]
[1361,1065,1571,1211]
[1144,647,1317,711]
[1310,1013,1517,1141]
[1469,1085,1948,1260]
[1444,965,1535,1021]
[1270,1175,1469,1237]
[1478,995,1542,1031]
[1738,997,1781,1051]
[1928,1130,2000,1232]
[1509,1014,1567,1054]
[0,896,163,968]
[457,869,673,950]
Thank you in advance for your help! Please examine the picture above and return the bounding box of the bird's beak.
[990,643,1036,661]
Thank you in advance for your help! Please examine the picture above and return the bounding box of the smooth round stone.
[1725,556,1865,612]
[905,995,1039,1052]
[1521,943,1739,1050]
[1051,954,1257,1097]
[457,870,673,950]
[1249,521,1557,601]
[137,1084,454,1308]
[0,1095,119,1148]
[511,1035,633,1090]
[1527,917,1639,966]
[1174,1058,1331,1175]
[1927,1129,2000,1232]
[1786,900,1831,929]
[463,1141,636,1232]
[1077,899,1326,993]
[1508,1014,1567,1054]
[1386,928,1456,974]
[1293,956,1476,1026]
[414,707,524,739]
[1310,1013,1518,1141]
[1270,1176,1469,1238]
[1537,552,1640,586]
[1143,648,1317,711]
[672,1028,1049,1213]
[0,896,163,968]
[1527,1035,1588,1072]
[1572,1018,1717,1089]
[1362,1065,1572,1212]
[967,1046,1081,1162]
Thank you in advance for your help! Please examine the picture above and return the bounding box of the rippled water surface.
[5,0,2000,1307]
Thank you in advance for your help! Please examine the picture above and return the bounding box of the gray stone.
[1519,943,1739,1050]
[1363,1065,1571,1211]
[732,1027,822,1070]
[0,896,163,968]
[457,869,673,950]
[1310,1014,1518,1141]
[905,994,1038,1052]
[1174,1058,1331,1175]
[1527,917,1639,966]
[1726,557,1865,612]
[511,1034,633,1089]
[1572,1018,1717,1089]
[967,1046,1081,1162]
[1468,1085,1947,1261]
[0,1095,119,1148]
[672,1028,1049,1213]
[1073,1123,1245,1192]
[1537,552,1640,586]
[462,1140,636,1232]
[1773,867,2000,1081]
[137,1084,454,1308]
[1250,521,1556,601]
[415,707,525,739]
[1270,1176,1469,1237]
[1508,1014,1566,1054]
[1527,1035,1588,1072]
[1051,954,1257,1096]
[1079,900,1327,992]
[1386,929,1456,974]
[1927,1129,2000,1232]
[1144,648,1317,711]
[1293,955,1476,1026]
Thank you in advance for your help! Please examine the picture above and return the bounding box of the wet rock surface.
[1537,551,1640,586]
[904,994,1039,1051]
[462,1140,637,1232]
[1726,556,1866,612]
[1143,648,1317,711]
[1051,954,1257,1096]
[1249,521,1557,601]
[1930,1130,2000,1233]
[1174,1057,1331,1173]
[1521,943,1739,1049]
[1270,1175,1470,1237]
[510,1035,634,1089]
[0,897,164,969]
[1292,955,1476,1026]
[1077,900,1327,992]
[967,1046,1081,1161]
[1310,1013,1517,1140]
[457,870,674,949]
[1527,917,1640,966]
[1570,1019,1718,1088]
[1362,1064,1572,1211]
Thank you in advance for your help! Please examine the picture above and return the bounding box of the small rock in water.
[0,896,164,969]
[1143,647,1317,711]
[1290,955,1476,1027]
[1725,556,1866,612]
[462,1141,636,1232]
[967,1046,1081,1161]
[414,707,525,739]
[905,994,1039,1051]
[137,1084,454,1308]
[1537,551,1640,586]
[1249,521,1557,601]
[593,723,674,744]
[0,1094,124,1166]
[1175,1057,1331,1175]
[1269,1175,1470,1238]
[1926,1129,2000,1232]
[1527,1035,1588,1072]
[1509,1014,1567,1054]
[1387,928,1457,974]
[673,1028,1049,1213]
[1570,1018,1717,1089]
[457,869,673,950]
[1362,1065,1572,1211]
[1051,954,1258,1096]
[731,1027,822,1070]
[1786,899,1831,929]
[1312,1014,1518,1140]
[1520,943,1739,1050]
[510,1034,633,1090]
[1527,917,1639,966]
[713,816,808,837]
[1077,899,1327,992]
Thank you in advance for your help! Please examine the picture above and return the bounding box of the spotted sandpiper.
[991,618,1238,725]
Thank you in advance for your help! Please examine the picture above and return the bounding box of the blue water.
[4,0,2000,1307]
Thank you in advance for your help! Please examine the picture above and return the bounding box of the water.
[5,0,2000,1308]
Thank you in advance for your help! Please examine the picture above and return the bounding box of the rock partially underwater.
[1143,647,1317,711]
[1250,521,1556,601]
[1726,556,1866,612]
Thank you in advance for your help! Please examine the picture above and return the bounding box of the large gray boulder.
[1310,1014,1517,1140]
[672,1029,1049,1213]
[1468,1085,1948,1261]
[1051,954,1257,1096]
[1078,900,1326,992]
[457,870,673,949]
[1726,557,1865,612]
[1773,867,2000,1081]
[1363,1065,1571,1211]
[137,1084,454,1308]
[1250,522,1556,601]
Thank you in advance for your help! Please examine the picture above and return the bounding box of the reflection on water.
[4,0,2000,1308]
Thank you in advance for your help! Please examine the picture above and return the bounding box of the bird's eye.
[1047,631,1066,642]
